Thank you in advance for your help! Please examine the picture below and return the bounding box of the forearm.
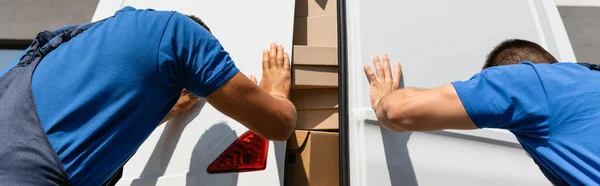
[269,95,298,138]
[229,91,297,141]
[207,75,297,141]
[375,87,423,132]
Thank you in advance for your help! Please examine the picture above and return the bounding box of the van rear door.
[340,0,575,185]
[92,0,295,185]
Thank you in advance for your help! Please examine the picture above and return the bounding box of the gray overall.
[0,20,103,185]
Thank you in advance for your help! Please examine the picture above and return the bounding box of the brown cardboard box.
[295,0,337,17]
[286,130,339,186]
[291,88,338,109]
[296,108,338,130]
[293,14,337,47]
[293,65,338,88]
[293,45,337,66]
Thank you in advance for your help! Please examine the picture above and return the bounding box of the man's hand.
[258,43,292,99]
[204,42,296,141]
[363,54,402,111]
[160,89,202,125]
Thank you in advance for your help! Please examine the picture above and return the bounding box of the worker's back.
[454,61,600,185]
[0,6,238,186]
[529,62,600,184]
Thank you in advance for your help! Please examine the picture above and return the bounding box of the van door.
[92,1,295,185]
[341,0,575,185]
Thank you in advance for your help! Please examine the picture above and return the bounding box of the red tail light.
[207,131,269,174]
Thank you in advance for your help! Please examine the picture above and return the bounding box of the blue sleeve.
[451,64,550,134]
[157,12,239,97]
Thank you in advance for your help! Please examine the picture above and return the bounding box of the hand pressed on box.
[256,43,292,99]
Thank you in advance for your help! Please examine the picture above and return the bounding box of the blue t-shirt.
[452,62,600,185]
[0,6,239,185]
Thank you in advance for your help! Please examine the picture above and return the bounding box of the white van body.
[344,0,574,185]
[92,0,575,185]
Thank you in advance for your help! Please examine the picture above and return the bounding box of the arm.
[158,13,296,140]
[206,44,296,141]
[364,55,474,132]
[375,85,476,131]
[159,46,297,140]
[365,55,549,133]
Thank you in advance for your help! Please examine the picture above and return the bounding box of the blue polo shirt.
[0,7,239,185]
[452,62,600,185]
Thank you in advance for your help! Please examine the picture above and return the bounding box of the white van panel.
[92,1,295,185]
[345,0,574,185]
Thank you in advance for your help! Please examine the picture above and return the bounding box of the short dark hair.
[483,39,558,69]
[186,15,211,33]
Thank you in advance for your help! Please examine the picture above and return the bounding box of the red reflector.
[207,131,269,174]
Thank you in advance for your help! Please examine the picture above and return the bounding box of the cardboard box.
[293,65,338,88]
[293,45,337,66]
[296,108,338,130]
[286,130,339,186]
[293,14,337,47]
[291,88,338,109]
[295,0,337,17]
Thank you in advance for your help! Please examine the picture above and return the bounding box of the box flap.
[295,0,337,17]
[286,130,339,186]
[288,130,311,150]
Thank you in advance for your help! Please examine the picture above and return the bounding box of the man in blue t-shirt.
[365,39,600,185]
[0,7,297,185]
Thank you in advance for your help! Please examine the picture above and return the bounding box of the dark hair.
[186,15,211,33]
[483,39,558,69]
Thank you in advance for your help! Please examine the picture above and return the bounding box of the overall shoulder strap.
[577,62,600,71]
[19,16,113,66]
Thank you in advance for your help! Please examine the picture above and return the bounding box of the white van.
[92,0,575,185]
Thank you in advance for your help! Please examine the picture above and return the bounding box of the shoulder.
[106,6,210,38]
[162,12,212,37]
[482,62,540,78]
[533,62,592,75]
[450,62,552,130]
[525,62,595,86]
[107,6,178,29]
[453,62,541,89]
[451,62,546,111]
[112,6,177,18]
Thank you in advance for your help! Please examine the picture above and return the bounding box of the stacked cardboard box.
[286,0,339,185]
[291,88,338,130]
[286,130,339,186]
[291,0,338,90]
[292,46,338,89]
